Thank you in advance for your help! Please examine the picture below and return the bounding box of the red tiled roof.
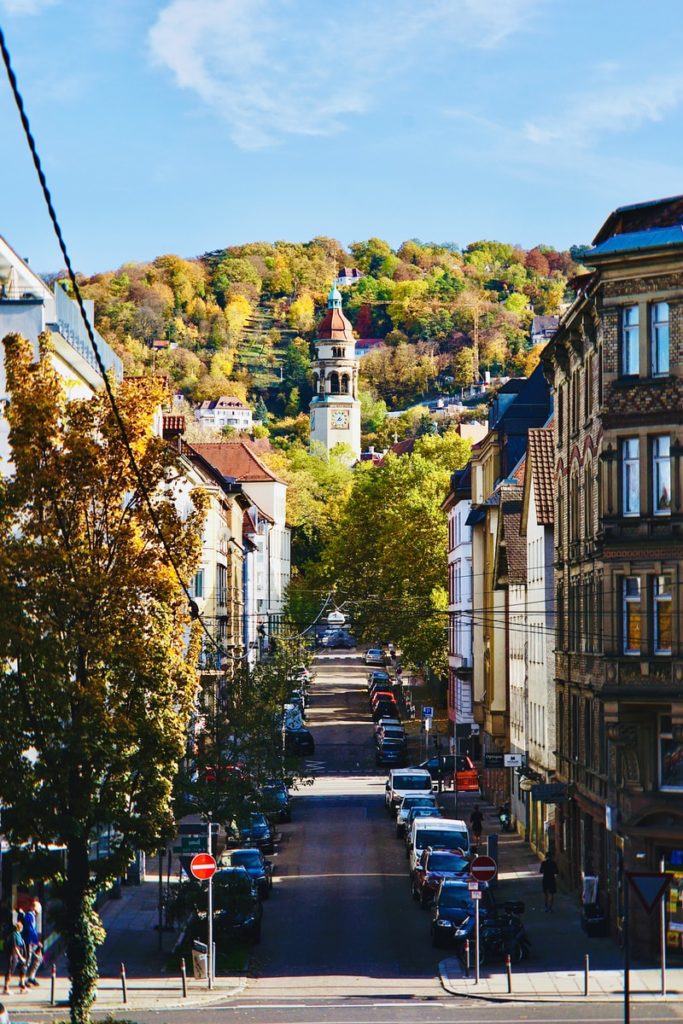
[317,307,355,342]
[527,427,554,525]
[498,486,526,586]
[162,414,185,438]
[192,441,284,484]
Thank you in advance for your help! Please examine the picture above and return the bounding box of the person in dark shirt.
[540,852,559,911]
[470,805,484,843]
[3,920,27,993]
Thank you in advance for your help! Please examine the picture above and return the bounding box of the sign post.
[623,871,672,1024]
[469,857,497,986]
[190,845,217,990]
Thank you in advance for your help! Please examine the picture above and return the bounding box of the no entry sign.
[190,852,217,881]
[470,854,497,883]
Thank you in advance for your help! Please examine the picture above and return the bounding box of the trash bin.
[582,903,608,937]
[192,940,208,979]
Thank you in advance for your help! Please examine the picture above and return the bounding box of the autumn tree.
[0,333,206,1024]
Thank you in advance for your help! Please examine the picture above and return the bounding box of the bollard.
[120,962,127,1005]
[50,963,56,1006]
[180,957,187,998]
[464,939,470,978]
[505,953,512,994]
[584,953,590,997]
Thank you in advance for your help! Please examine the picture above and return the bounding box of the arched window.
[330,371,340,394]
[340,374,350,394]
[584,460,593,540]
[312,372,319,394]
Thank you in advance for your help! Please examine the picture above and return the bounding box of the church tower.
[309,285,361,462]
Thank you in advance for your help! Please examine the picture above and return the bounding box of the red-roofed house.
[192,441,290,641]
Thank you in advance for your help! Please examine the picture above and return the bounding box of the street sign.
[423,706,433,718]
[470,854,497,883]
[182,834,207,854]
[424,717,432,732]
[484,752,504,769]
[504,753,524,768]
[471,890,483,901]
[627,873,671,914]
[467,880,480,891]
[190,852,217,881]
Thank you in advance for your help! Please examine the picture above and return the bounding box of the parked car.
[365,648,387,666]
[395,794,438,837]
[376,739,408,767]
[323,629,356,648]
[403,804,443,844]
[367,670,392,691]
[375,725,406,747]
[408,816,470,875]
[372,702,398,723]
[374,716,402,736]
[218,848,273,900]
[371,690,396,711]
[385,768,433,813]
[431,879,492,948]
[260,780,291,822]
[184,866,263,944]
[416,754,480,792]
[285,727,315,755]
[225,812,275,854]
[412,849,471,907]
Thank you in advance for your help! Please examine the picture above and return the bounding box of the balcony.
[54,284,122,382]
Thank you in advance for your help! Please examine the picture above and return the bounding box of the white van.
[408,816,470,875]
[384,768,433,814]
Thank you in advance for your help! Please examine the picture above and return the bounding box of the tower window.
[329,371,340,394]
[341,374,349,394]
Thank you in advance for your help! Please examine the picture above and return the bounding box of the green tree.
[452,347,475,387]
[321,431,470,670]
[0,333,205,1024]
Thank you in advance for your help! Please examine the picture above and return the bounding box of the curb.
[438,959,681,1004]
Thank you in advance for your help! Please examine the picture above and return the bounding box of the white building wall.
[448,498,474,724]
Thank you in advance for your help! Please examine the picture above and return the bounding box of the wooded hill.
[74,237,580,419]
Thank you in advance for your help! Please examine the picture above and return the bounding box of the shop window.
[659,715,683,791]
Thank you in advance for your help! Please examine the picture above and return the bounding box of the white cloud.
[523,73,683,150]
[0,0,58,14]
[148,0,541,149]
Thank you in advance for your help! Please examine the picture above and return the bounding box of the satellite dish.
[327,610,346,626]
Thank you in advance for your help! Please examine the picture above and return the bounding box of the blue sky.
[2,0,683,274]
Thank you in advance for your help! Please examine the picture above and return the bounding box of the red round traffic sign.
[190,852,217,880]
[470,854,497,882]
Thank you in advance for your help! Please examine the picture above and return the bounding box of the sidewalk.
[0,875,246,1014]
[437,798,683,1001]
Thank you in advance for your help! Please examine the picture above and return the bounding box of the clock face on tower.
[332,409,350,429]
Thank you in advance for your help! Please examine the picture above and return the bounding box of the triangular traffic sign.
[626,872,671,914]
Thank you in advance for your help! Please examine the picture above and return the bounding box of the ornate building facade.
[309,286,361,462]
[544,194,683,955]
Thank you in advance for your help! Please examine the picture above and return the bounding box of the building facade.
[0,235,122,467]
[444,466,475,751]
[309,286,361,461]
[195,396,253,433]
[543,194,683,956]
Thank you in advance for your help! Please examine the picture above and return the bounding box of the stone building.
[543,194,683,956]
[309,286,361,462]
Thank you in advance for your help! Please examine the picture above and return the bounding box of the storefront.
[662,848,683,956]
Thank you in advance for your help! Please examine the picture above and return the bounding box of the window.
[621,438,640,517]
[217,563,227,607]
[622,576,641,655]
[652,436,671,514]
[621,305,639,375]
[192,569,204,599]
[584,354,593,418]
[584,464,593,539]
[653,575,672,655]
[651,302,669,376]
[659,715,683,791]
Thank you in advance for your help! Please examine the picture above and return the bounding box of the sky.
[1,0,683,274]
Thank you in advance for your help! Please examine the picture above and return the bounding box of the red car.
[411,848,471,908]
[371,690,396,710]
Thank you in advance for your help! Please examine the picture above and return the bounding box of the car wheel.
[511,941,526,964]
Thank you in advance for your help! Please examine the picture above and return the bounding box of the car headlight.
[454,928,468,937]
[243,915,255,925]
[436,919,452,927]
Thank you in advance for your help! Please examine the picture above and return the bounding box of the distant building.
[530,315,560,346]
[443,465,476,752]
[355,338,386,358]
[195,396,253,433]
[309,286,361,462]
[335,267,364,287]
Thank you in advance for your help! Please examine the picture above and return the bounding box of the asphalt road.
[87,653,682,1024]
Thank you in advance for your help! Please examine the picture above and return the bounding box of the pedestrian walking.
[540,851,559,912]
[3,920,27,993]
[23,903,42,987]
[470,804,484,844]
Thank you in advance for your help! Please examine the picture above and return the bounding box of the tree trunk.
[65,836,98,1024]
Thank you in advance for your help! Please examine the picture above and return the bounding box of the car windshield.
[402,796,435,810]
[438,888,474,910]
[396,776,430,790]
[416,828,468,850]
[367,650,381,657]
[241,813,268,829]
[411,807,439,820]
[383,729,404,738]
[230,851,262,869]
[427,853,469,872]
